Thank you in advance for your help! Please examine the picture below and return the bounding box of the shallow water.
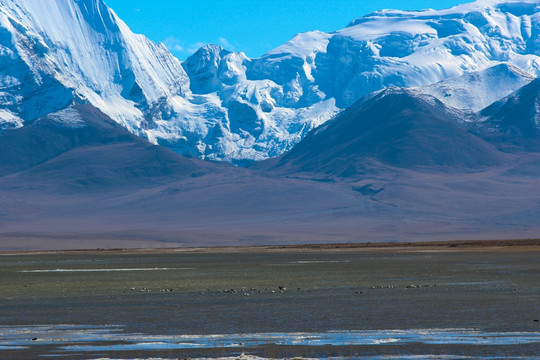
[1,250,539,359]
[3,325,540,349]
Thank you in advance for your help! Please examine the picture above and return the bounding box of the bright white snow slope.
[0,0,189,134]
[1,0,540,162]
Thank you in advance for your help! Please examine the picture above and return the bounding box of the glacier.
[1,0,540,162]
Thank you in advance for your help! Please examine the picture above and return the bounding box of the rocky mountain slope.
[0,100,209,182]
[273,89,506,177]
[478,77,540,151]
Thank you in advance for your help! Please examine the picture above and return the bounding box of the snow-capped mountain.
[305,0,540,108]
[2,0,540,163]
[183,0,540,161]
[0,0,190,130]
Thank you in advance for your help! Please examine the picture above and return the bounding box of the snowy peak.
[416,63,536,111]
[76,0,121,33]
[247,31,330,86]
[183,44,247,94]
[348,0,540,22]
[320,0,540,108]
[0,0,190,129]
[3,0,122,38]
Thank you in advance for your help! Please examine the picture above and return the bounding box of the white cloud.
[162,37,185,52]
[162,37,239,58]
[218,37,236,51]
[186,42,207,54]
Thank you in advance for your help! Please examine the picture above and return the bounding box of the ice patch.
[0,109,24,130]
[415,64,536,111]
[46,107,85,128]
[0,345,27,350]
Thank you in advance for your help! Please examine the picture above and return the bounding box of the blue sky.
[106,0,470,60]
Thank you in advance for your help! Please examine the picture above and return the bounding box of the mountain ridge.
[2,0,540,162]
[477,77,540,151]
[2,71,540,250]
[271,88,507,178]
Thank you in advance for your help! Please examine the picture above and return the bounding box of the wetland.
[0,242,539,359]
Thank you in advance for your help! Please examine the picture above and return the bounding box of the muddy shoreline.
[1,238,539,255]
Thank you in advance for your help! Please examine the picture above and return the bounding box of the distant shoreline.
[1,238,539,256]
